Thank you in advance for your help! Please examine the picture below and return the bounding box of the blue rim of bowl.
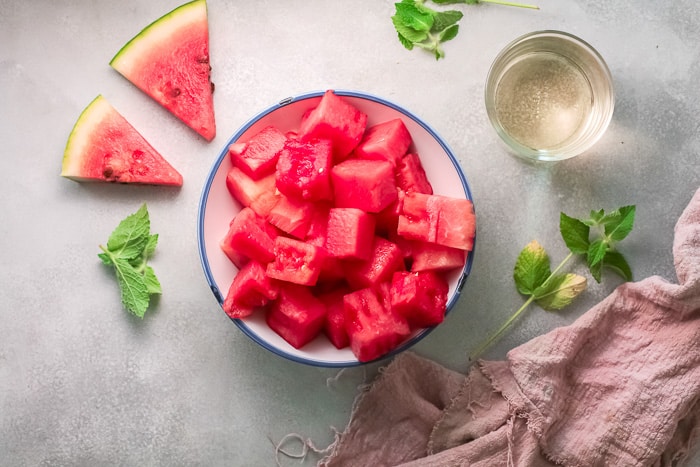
[197,89,476,367]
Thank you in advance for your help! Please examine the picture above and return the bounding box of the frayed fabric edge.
[272,364,372,467]
[316,356,400,466]
[272,431,341,467]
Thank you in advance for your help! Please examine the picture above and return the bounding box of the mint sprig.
[392,0,539,60]
[470,205,636,359]
[98,203,162,318]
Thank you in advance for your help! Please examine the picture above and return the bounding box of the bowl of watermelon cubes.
[198,90,476,367]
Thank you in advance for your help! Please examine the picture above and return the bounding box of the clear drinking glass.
[485,30,614,162]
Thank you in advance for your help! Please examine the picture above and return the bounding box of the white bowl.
[197,90,475,367]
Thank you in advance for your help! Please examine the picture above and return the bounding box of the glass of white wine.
[485,30,614,162]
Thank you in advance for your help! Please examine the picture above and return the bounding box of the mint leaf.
[98,252,113,266]
[438,23,460,42]
[144,266,162,295]
[587,239,608,270]
[144,234,158,259]
[106,203,150,261]
[603,205,636,242]
[394,2,434,32]
[432,10,463,32]
[397,31,417,50]
[603,250,633,281]
[533,273,587,311]
[99,204,161,318]
[392,15,428,47]
[513,240,551,295]
[112,258,149,318]
[560,212,590,254]
[589,257,603,283]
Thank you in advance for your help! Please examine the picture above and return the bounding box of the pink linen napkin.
[320,187,700,467]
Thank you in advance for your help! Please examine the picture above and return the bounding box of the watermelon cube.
[225,166,277,217]
[410,241,465,272]
[396,191,436,243]
[299,90,368,160]
[397,192,476,251]
[266,236,325,286]
[318,287,351,349]
[222,260,278,319]
[220,207,277,265]
[275,139,333,201]
[345,237,405,290]
[331,159,398,213]
[396,153,433,194]
[266,194,315,239]
[354,118,412,167]
[266,284,327,349]
[390,271,448,328]
[325,208,376,260]
[434,196,476,251]
[229,125,287,179]
[343,287,411,362]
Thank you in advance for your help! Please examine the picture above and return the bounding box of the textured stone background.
[1,0,698,465]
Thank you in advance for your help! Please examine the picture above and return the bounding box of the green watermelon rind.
[61,95,111,180]
[109,0,206,69]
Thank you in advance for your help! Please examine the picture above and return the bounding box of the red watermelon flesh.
[222,260,279,319]
[220,207,277,265]
[229,125,287,179]
[390,271,448,328]
[324,208,376,260]
[354,118,412,167]
[275,139,333,201]
[265,236,326,286]
[299,90,368,160]
[318,288,351,349]
[61,95,182,186]
[398,192,476,251]
[225,166,277,214]
[109,0,216,141]
[397,152,433,194]
[266,194,315,239]
[345,237,405,290]
[343,287,411,363]
[266,284,327,349]
[410,241,465,272]
[331,159,398,213]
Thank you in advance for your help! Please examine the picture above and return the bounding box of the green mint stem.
[479,0,540,9]
[469,295,534,361]
[469,251,575,361]
[100,244,113,258]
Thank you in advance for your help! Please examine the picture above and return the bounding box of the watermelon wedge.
[61,95,183,186]
[110,0,216,141]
